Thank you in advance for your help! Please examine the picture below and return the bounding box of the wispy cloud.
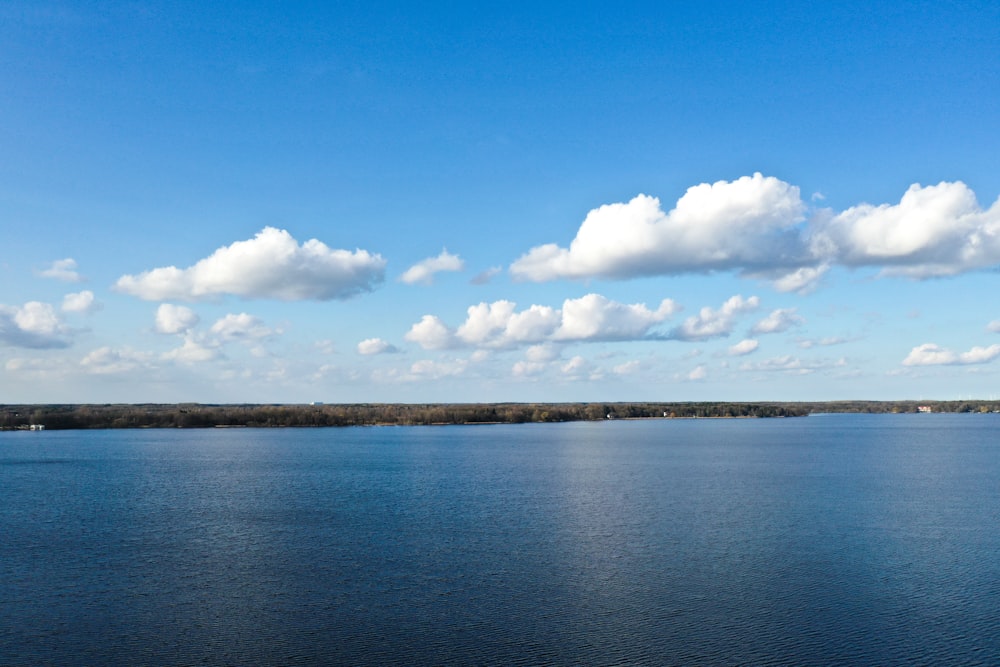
[400,249,464,285]
[81,346,156,374]
[739,355,847,374]
[687,365,708,381]
[751,308,804,335]
[470,266,502,285]
[39,258,83,283]
[902,343,1000,366]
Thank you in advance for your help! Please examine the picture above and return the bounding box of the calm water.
[2,414,999,665]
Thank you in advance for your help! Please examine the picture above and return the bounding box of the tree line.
[3,400,997,430]
[2,401,810,430]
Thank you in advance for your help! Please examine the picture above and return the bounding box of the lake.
[2,414,999,665]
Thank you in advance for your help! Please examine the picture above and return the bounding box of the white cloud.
[400,249,465,285]
[510,173,807,282]
[5,356,66,378]
[811,181,1000,278]
[767,265,828,294]
[406,293,680,351]
[902,343,1000,366]
[39,258,83,283]
[988,321,1000,333]
[798,336,849,349]
[738,355,845,375]
[561,355,588,375]
[209,313,275,341]
[115,227,386,301]
[409,358,468,379]
[613,360,642,375]
[751,308,804,335]
[456,301,523,345]
[81,346,155,374]
[687,365,708,381]
[554,294,680,341]
[404,315,456,350]
[162,335,222,364]
[508,177,1000,288]
[0,301,71,349]
[357,337,398,355]
[512,360,547,377]
[155,304,200,334]
[670,295,759,341]
[525,343,561,363]
[62,290,100,314]
[728,339,759,356]
[314,339,337,354]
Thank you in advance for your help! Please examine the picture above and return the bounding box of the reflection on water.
[1,415,999,665]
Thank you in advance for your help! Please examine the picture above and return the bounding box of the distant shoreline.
[2,400,997,431]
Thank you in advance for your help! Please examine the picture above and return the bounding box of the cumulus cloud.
[404,315,456,350]
[39,258,83,282]
[209,313,275,341]
[751,308,804,335]
[400,249,464,285]
[162,335,221,363]
[406,294,680,351]
[62,290,100,314]
[811,181,1000,278]
[115,227,386,301]
[509,176,1000,288]
[728,339,759,356]
[555,294,680,341]
[357,337,398,355]
[670,295,759,341]
[902,343,1000,366]
[0,301,71,349]
[155,304,200,334]
[988,321,1000,333]
[510,174,808,282]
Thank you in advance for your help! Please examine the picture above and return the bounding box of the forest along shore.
[3,401,998,430]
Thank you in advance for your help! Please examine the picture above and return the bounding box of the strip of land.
[2,400,997,430]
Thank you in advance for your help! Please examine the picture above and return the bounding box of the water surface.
[2,414,999,665]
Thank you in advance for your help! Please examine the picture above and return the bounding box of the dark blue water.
[2,414,999,665]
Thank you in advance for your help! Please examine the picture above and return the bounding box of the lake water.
[2,414,999,665]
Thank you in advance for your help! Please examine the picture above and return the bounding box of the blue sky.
[3,1,1000,403]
